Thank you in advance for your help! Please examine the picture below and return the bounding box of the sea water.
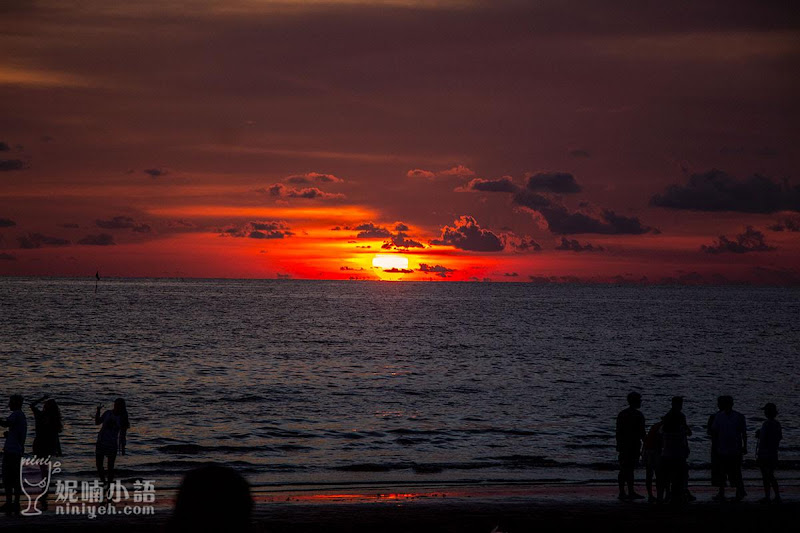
[1,278,797,490]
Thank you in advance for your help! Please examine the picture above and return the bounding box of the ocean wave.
[158,444,312,455]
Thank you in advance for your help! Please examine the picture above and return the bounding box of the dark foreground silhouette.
[169,464,253,533]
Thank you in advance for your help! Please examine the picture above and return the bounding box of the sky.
[1,0,799,283]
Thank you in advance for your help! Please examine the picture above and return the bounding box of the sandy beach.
[1,483,796,532]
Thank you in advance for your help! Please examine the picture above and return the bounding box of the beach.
[1,484,797,532]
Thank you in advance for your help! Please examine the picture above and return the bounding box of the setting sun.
[371,254,409,271]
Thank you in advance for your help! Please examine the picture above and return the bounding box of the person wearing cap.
[755,403,782,504]
[616,391,646,500]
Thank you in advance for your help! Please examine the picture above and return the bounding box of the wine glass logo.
[20,456,61,516]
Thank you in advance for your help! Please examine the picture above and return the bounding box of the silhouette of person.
[707,403,725,498]
[95,398,130,490]
[710,395,747,501]
[0,395,27,516]
[755,403,782,504]
[616,391,646,500]
[30,396,63,511]
[642,420,663,503]
[659,396,692,504]
[170,464,253,533]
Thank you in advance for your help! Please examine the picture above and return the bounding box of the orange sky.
[1,1,799,284]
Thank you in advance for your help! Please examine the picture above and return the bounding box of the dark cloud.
[555,237,604,252]
[720,146,746,156]
[512,190,552,210]
[418,263,455,278]
[60,223,80,228]
[0,142,9,151]
[310,173,342,183]
[534,203,655,235]
[340,266,365,271]
[96,215,151,233]
[224,221,294,239]
[650,170,800,213]
[382,268,413,274]
[0,159,25,171]
[96,216,135,229]
[504,272,519,277]
[261,183,344,199]
[462,177,518,193]
[359,223,424,250]
[382,232,424,249]
[78,233,115,246]
[248,230,286,239]
[526,172,582,193]
[0,218,16,227]
[514,187,657,234]
[285,172,343,184]
[568,149,591,158]
[143,168,168,178]
[755,147,779,158]
[0,253,16,261]
[507,235,542,252]
[354,223,392,239]
[701,226,776,254]
[167,219,197,230]
[767,217,800,232]
[263,184,284,196]
[286,187,344,199]
[431,216,504,252]
[598,209,656,235]
[18,233,70,249]
[251,221,287,232]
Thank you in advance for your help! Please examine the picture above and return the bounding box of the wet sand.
[1,484,797,532]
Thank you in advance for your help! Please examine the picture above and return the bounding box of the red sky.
[1,1,799,283]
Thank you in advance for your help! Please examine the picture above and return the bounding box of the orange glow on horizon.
[147,205,377,221]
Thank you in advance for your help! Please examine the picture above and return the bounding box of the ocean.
[1,278,798,491]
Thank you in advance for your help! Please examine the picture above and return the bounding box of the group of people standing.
[616,392,783,504]
[0,394,130,516]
